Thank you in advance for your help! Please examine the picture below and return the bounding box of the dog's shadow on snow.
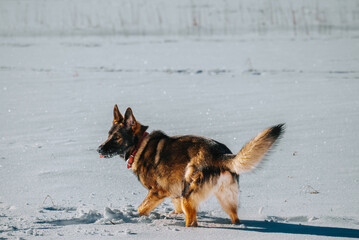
[198,215,359,239]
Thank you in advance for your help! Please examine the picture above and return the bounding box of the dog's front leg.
[171,197,184,214]
[138,189,167,216]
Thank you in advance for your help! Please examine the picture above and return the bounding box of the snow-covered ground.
[1,34,358,239]
[2,5,359,240]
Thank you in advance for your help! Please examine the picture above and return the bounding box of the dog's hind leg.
[214,171,240,224]
[181,170,213,227]
[181,196,199,227]
[181,184,214,227]
[138,189,168,216]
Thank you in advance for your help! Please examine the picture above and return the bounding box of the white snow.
[1,1,359,239]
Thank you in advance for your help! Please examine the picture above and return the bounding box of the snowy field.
[1,34,359,239]
[1,1,359,238]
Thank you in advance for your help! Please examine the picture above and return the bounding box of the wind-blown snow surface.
[1,35,359,239]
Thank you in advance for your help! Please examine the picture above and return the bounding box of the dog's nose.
[97,145,103,154]
[97,146,106,158]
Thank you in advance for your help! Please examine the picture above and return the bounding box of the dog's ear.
[124,107,137,129]
[113,104,123,125]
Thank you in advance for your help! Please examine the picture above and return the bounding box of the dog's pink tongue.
[100,155,105,158]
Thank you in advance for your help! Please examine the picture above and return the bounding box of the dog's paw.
[170,210,184,215]
[185,221,198,227]
[232,218,241,225]
[137,207,150,216]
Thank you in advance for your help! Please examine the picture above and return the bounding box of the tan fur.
[182,197,198,227]
[225,127,279,174]
[131,135,151,172]
[138,189,168,216]
[171,198,184,214]
[154,139,165,166]
[214,172,240,224]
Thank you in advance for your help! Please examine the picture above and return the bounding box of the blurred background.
[1,0,359,37]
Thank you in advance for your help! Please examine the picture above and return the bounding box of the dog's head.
[97,105,148,159]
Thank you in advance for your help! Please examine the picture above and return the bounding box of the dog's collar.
[126,132,149,169]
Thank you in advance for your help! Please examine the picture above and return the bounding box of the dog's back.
[131,131,234,198]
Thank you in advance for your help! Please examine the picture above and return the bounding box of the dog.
[98,105,284,227]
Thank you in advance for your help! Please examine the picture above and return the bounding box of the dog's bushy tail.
[226,124,285,174]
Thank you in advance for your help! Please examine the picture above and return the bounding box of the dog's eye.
[115,136,122,142]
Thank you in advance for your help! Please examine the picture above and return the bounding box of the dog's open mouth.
[98,152,117,159]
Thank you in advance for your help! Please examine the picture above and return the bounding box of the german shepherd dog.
[98,105,284,227]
